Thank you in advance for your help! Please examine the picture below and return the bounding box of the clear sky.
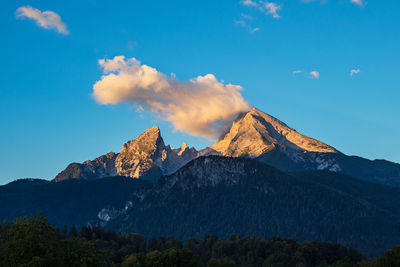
[0,0,399,184]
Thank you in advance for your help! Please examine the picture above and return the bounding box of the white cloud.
[241,0,259,7]
[93,56,250,139]
[292,70,304,75]
[350,69,361,77]
[310,71,320,79]
[241,13,253,20]
[235,20,260,33]
[240,0,281,19]
[16,6,69,34]
[350,0,364,6]
[261,2,281,18]
[301,0,328,4]
[303,0,363,5]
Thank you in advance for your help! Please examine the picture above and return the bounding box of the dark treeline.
[0,214,399,267]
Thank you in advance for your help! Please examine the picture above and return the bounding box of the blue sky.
[0,0,399,184]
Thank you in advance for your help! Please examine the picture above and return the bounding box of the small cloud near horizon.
[16,6,69,34]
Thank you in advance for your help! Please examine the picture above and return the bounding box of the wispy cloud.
[16,6,69,34]
[310,71,320,79]
[261,2,282,18]
[292,70,304,75]
[350,0,364,6]
[302,0,363,6]
[241,13,253,20]
[240,1,282,19]
[92,56,250,139]
[350,69,361,77]
[300,0,328,4]
[241,0,259,7]
[236,14,260,33]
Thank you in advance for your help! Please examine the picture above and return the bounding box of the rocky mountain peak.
[121,126,164,151]
[210,107,338,158]
[114,126,199,178]
[115,126,165,178]
[54,126,198,181]
[178,142,189,156]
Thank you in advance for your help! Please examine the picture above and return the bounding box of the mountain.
[55,152,118,181]
[55,126,198,182]
[292,170,400,216]
[101,156,400,256]
[4,107,400,257]
[209,107,400,187]
[0,177,151,228]
[210,107,338,157]
[55,107,400,187]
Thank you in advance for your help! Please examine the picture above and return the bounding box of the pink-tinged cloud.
[292,70,304,75]
[262,2,281,18]
[235,20,260,33]
[93,56,251,139]
[350,69,361,77]
[241,0,258,7]
[350,0,364,6]
[310,71,320,79]
[16,6,69,34]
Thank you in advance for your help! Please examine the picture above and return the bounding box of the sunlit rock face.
[115,126,165,178]
[205,107,342,173]
[54,107,400,186]
[115,126,199,178]
[210,107,338,158]
[54,127,198,181]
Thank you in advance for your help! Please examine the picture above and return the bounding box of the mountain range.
[2,107,400,256]
[55,107,400,187]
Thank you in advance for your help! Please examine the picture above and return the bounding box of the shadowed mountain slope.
[0,177,151,228]
[103,156,400,256]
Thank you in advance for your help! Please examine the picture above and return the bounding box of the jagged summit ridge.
[54,107,400,187]
[54,126,198,181]
[115,126,165,178]
[54,109,339,182]
[210,107,338,157]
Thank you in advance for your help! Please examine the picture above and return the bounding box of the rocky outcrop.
[115,127,199,179]
[55,127,198,182]
[207,108,400,187]
[115,126,165,179]
[204,107,342,173]
[55,152,117,182]
[210,107,338,157]
[55,107,400,187]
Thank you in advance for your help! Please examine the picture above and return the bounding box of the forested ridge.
[1,214,400,267]
[3,157,400,257]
